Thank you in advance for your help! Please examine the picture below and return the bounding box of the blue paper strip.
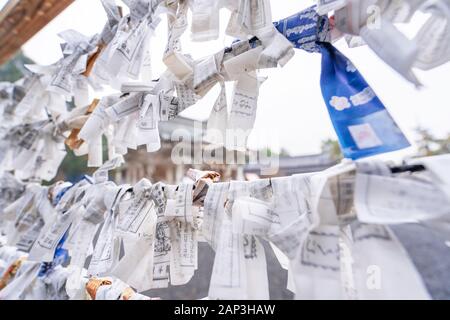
[319,43,410,159]
[274,7,410,159]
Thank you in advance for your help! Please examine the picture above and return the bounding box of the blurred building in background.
[117,116,246,184]
[244,153,338,180]
[117,115,339,184]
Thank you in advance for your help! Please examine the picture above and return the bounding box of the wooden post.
[0,0,74,65]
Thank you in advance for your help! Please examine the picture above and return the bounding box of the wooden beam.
[0,0,74,66]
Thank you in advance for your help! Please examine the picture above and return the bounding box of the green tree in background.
[55,136,111,183]
[0,51,97,183]
[415,127,450,157]
[56,149,93,182]
[259,147,292,158]
[0,51,34,82]
[321,138,343,161]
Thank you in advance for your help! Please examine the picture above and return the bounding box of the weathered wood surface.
[0,0,74,65]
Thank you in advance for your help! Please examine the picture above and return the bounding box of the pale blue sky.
[18,0,450,160]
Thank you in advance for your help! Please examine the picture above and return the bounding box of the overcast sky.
[19,0,450,161]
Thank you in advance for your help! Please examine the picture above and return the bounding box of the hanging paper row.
[1,0,450,182]
[1,154,450,299]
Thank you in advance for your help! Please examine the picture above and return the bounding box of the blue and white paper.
[319,43,410,159]
[275,7,410,159]
[38,182,76,277]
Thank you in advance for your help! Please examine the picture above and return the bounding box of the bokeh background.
[0,0,449,299]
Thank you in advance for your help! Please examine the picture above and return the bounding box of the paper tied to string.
[186,169,221,207]
[331,0,450,85]
[93,155,125,184]
[0,119,68,182]
[86,277,156,300]
[91,0,164,88]
[274,6,331,53]
[334,1,416,81]
[1,157,449,300]
[65,99,100,150]
[413,0,450,71]
[48,29,100,102]
[319,42,411,160]
[274,6,410,160]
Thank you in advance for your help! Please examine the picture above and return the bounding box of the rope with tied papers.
[1,0,450,300]
[1,154,450,299]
